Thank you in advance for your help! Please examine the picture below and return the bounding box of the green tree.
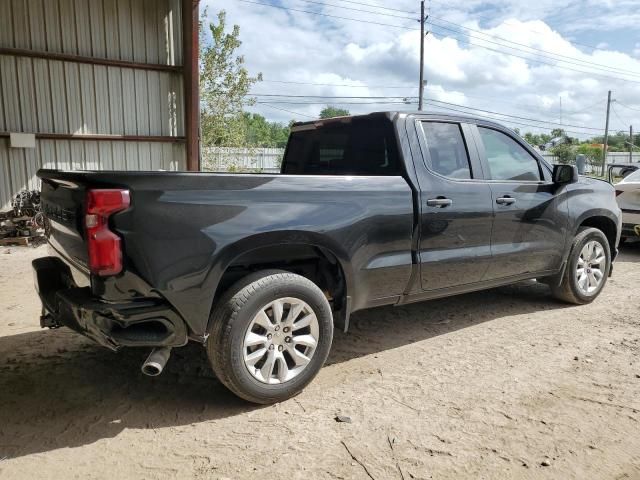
[539,133,552,145]
[576,143,604,167]
[200,10,262,146]
[243,113,290,147]
[586,131,629,152]
[550,143,575,164]
[319,106,350,119]
[522,132,553,148]
[523,132,539,147]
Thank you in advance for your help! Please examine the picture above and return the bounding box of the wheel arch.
[205,231,354,334]
[575,211,619,257]
[547,211,619,288]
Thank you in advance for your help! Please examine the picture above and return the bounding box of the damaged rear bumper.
[33,256,188,351]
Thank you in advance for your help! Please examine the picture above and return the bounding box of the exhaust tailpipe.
[141,347,172,376]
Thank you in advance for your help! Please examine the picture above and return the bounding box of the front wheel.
[207,270,333,404]
[549,227,611,304]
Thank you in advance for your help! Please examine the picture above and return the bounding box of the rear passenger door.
[472,125,568,280]
[412,120,494,291]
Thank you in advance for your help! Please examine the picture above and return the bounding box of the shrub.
[550,143,575,164]
[576,144,604,167]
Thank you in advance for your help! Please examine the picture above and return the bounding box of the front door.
[414,120,495,291]
[473,125,568,280]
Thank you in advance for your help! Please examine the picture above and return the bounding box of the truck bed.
[39,169,414,339]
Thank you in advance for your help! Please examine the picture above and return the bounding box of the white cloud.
[205,0,640,137]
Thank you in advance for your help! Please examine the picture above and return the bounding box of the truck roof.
[291,111,508,131]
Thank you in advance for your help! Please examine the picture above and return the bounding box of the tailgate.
[40,173,90,270]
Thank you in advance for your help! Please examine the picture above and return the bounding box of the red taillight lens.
[85,189,130,276]
[615,190,623,197]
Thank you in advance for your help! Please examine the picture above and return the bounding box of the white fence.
[541,152,640,174]
[201,147,283,173]
[603,152,640,164]
[200,147,638,175]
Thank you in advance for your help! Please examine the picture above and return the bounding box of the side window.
[421,122,472,179]
[478,127,541,181]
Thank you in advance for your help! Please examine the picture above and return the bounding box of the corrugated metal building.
[0,0,200,210]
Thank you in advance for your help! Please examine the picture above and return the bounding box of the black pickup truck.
[34,112,621,404]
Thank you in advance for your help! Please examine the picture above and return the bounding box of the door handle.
[426,197,453,208]
[496,196,516,205]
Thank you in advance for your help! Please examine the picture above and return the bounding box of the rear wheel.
[207,271,333,404]
[550,227,611,304]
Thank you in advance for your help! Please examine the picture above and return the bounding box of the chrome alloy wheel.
[576,240,606,294]
[243,297,320,384]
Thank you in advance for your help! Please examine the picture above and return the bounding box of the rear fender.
[203,231,354,334]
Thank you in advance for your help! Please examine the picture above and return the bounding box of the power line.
[425,99,604,131]
[427,17,640,78]
[373,0,602,55]
[258,99,601,136]
[239,0,640,85]
[252,0,640,78]
[423,101,600,136]
[561,99,605,116]
[427,24,640,85]
[427,22,640,82]
[237,0,414,30]
[330,0,417,14]
[258,103,317,119]
[330,0,640,77]
[258,79,574,115]
[616,101,640,113]
[292,0,416,21]
[251,94,417,99]
[610,104,631,130]
[426,0,602,52]
[252,92,602,130]
[254,93,601,131]
[253,98,601,136]
[256,100,416,105]
[260,79,412,88]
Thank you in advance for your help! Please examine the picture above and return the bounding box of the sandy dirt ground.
[0,243,639,479]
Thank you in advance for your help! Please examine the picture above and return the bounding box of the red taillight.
[615,190,624,197]
[85,189,130,276]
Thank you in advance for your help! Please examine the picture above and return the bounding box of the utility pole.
[630,125,634,163]
[559,96,562,125]
[602,90,612,177]
[418,0,425,111]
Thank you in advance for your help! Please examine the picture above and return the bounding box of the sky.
[202,0,640,139]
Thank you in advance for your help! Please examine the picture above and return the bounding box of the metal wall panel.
[5,0,182,65]
[0,0,186,210]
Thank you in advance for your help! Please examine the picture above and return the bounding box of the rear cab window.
[282,116,402,175]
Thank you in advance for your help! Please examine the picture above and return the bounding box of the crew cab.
[34,112,622,404]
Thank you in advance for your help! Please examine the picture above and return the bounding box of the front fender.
[573,208,621,238]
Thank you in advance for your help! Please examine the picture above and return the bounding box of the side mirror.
[552,164,578,185]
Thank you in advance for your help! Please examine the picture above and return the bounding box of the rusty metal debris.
[0,190,45,246]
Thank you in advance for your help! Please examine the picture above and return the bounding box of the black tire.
[550,227,611,305]
[207,270,333,404]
